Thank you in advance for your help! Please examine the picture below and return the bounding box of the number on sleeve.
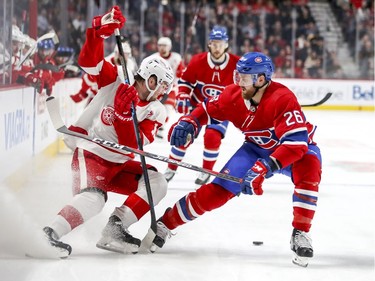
[284,110,304,126]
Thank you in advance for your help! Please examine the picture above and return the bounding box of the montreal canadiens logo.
[255,57,263,63]
[101,106,115,126]
[201,84,225,98]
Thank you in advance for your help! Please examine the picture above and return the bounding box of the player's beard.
[241,86,256,100]
[210,50,225,61]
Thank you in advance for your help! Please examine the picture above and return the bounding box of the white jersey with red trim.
[68,28,166,163]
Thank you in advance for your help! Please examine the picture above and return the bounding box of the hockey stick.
[16,32,59,68]
[45,96,241,184]
[184,1,202,55]
[301,92,332,107]
[114,29,158,238]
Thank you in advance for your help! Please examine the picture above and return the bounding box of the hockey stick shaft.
[46,96,241,184]
[184,1,202,54]
[301,92,332,107]
[115,28,157,232]
[114,29,130,84]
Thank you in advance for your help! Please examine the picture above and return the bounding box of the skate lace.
[294,231,312,248]
[156,221,173,240]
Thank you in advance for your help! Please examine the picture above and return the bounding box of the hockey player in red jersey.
[150,52,322,267]
[42,6,174,258]
[164,26,241,185]
[150,36,185,138]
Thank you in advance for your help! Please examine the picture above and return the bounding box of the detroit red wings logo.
[101,106,115,126]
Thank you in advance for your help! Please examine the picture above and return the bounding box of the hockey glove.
[114,83,139,121]
[175,92,193,115]
[241,159,273,195]
[23,72,44,94]
[168,116,201,147]
[92,6,126,39]
[70,91,88,103]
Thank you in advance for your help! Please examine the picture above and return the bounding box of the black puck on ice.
[252,241,263,246]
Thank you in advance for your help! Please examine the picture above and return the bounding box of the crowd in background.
[4,0,375,88]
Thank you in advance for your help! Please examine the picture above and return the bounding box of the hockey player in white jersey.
[151,36,184,138]
[42,6,174,258]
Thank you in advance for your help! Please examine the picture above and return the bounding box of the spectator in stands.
[358,35,374,79]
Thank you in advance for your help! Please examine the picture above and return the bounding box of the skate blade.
[25,246,68,259]
[96,242,139,255]
[139,228,156,253]
[292,252,310,267]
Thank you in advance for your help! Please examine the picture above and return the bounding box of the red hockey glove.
[114,83,139,121]
[175,92,193,115]
[168,116,201,147]
[24,72,44,94]
[241,159,273,195]
[92,6,126,39]
[70,91,88,103]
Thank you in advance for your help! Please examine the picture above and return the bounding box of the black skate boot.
[150,209,173,253]
[194,172,210,185]
[43,226,72,258]
[96,215,141,254]
[290,228,313,267]
[164,168,176,182]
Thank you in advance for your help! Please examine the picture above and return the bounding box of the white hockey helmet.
[12,25,26,43]
[24,35,36,48]
[157,37,172,52]
[137,56,174,101]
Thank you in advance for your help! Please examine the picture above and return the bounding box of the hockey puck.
[252,241,263,246]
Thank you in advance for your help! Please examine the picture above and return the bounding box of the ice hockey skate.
[164,168,176,182]
[290,228,313,267]
[43,226,72,258]
[96,215,141,254]
[156,127,164,139]
[150,218,173,253]
[195,172,210,185]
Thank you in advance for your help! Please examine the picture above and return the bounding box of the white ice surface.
[0,110,374,281]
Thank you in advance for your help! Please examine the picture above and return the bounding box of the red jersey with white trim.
[192,81,317,168]
[178,52,240,106]
[68,28,166,163]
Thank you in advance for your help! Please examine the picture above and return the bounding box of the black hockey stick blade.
[46,96,242,184]
[301,92,332,107]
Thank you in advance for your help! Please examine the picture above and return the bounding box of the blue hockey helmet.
[56,46,74,57]
[235,52,274,83]
[37,38,55,49]
[37,38,55,59]
[209,25,229,42]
